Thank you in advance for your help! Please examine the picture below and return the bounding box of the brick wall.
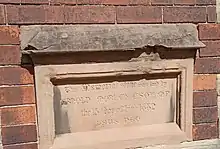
[0,0,218,149]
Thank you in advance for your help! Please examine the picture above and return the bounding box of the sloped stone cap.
[21,24,205,53]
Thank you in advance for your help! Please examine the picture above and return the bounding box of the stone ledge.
[138,139,220,149]
[20,24,205,54]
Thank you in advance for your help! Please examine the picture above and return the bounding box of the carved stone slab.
[35,57,193,149]
[20,24,204,53]
[55,78,175,134]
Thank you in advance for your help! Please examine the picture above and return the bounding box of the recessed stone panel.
[54,78,176,134]
[34,58,194,149]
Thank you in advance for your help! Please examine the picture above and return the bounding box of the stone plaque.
[54,77,177,134]
[35,59,194,149]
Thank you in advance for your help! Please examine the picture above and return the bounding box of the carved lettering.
[63,80,169,93]
[57,78,175,132]
[61,96,91,105]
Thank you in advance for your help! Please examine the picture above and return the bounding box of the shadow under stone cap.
[20,24,205,54]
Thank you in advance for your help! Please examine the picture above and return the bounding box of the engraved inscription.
[55,78,176,133]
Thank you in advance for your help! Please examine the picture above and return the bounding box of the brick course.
[200,41,220,57]
[193,74,216,91]
[193,107,218,124]
[117,6,162,23]
[193,90,217,107]
[1,105,36,126]
[163,7,206,23]
[0,67,33,85]
[1,125,37,145]
[0,86,35,106]
[3,143,38,149]
[195,58,220,74]
[0,26,19,45]
[193,123,218,140]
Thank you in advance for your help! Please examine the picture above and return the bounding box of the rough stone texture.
[20,24,204,53]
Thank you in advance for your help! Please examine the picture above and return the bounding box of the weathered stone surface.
[56,78,175,134]
[35,57,194,149]
[141,139,220,149]
[20,24,204,53]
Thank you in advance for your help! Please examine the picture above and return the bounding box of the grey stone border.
[20,24,204,54]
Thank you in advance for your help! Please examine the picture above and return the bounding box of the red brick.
[1,105,36,126]
[21,0,48,4]
[193,123,218,140]
[51,0,76,4]
[0,26,19,45]
[196,0,216,5]
[117,6,162,23]
[207,6,216,23]
[193,90,217,107]
[7,5,64,24]
[44,6,64,23]
[2,125,37,145]
[199,24,220,40]
[200,41,220,57]
[163,7,206,23]
[0,67,34,85]
[0,0,20,3]
[195,58,220,74]
[0,46,20,65]
[78,0,150,5]
[151,0,173,5]
[0,86,35,106]
[193,74,216,90]
[193,107,218,124]
[65,6,115,23]
[0,5,5,24]
[174,0,195,5]
[3,143,38,149]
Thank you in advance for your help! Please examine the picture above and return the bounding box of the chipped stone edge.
[20,24,205,55]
